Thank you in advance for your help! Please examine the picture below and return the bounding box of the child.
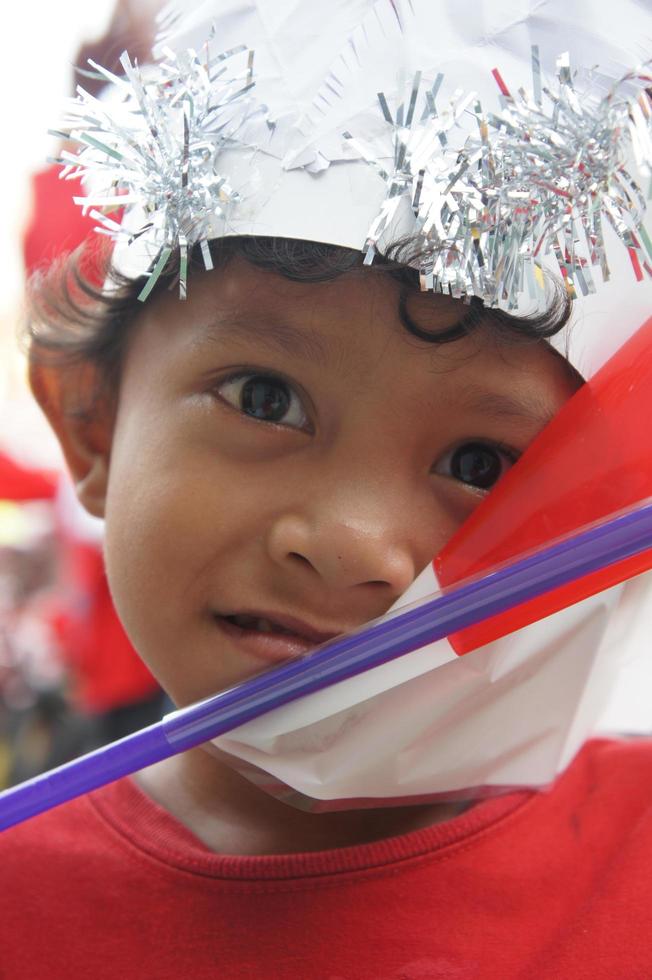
[2,1,652,977]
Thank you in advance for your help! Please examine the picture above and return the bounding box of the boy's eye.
[436,441,518,491]
[216,373,309,429]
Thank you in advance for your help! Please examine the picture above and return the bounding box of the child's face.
[72,259,580,706]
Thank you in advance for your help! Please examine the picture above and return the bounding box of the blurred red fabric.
[21,163,159,714]
[24,165,110,287]
[49,542,159,713]
[0,452,57,501]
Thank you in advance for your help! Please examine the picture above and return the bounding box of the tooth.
[229,614,294,634]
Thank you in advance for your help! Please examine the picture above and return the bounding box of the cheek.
[100,408,273,663]
[432,480,489,533]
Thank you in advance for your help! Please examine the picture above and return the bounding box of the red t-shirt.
[1,737,652,979]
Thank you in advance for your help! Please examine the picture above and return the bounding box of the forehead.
[146,256,468,338]
[134,257,577,404]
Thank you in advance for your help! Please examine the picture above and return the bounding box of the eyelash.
[213,371,311,431]
[434,440,520,492]
[212,371,520,490]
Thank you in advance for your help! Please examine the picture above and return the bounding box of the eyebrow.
[200,302,479,367]
[201,312,333,364]
[458,385,558,427]
[200,311,568,429]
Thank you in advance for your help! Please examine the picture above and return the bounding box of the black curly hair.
[24,235,575,407]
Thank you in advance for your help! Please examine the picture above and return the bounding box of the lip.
[211,609,343,666]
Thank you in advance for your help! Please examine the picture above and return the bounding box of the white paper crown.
[54,0,652,315]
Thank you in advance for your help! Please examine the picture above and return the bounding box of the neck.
[134,745,472,856]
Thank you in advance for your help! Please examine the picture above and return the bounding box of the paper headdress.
[55,0,651,316]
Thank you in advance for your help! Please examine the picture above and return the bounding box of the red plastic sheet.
[437,316,652,654]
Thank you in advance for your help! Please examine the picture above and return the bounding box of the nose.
[266,473,437,597]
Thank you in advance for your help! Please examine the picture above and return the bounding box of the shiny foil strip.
[55,23,651,311]
[54,39,264,299]
[352,53,652,310]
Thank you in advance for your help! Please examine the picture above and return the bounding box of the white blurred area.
[0,0,161,468]
[0,1,115,467]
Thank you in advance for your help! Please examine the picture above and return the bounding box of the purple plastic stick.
[2,497,652,832]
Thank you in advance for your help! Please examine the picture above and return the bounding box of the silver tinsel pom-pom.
[53,38,264,300]
[349,52,652,310]
[53,27,651,311]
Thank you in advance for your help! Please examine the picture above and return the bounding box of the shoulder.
[575,735,652,792]
[544,736,652,851]
[534,737,652,974]
[0,779,142,893]
[0,791,105,875]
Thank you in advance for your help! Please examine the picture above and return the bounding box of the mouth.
[212,610,340,666]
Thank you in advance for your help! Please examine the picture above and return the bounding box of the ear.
[29,359,114,519]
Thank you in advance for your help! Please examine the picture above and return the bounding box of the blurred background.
[0,2,650,793]
[0,0,165,788]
